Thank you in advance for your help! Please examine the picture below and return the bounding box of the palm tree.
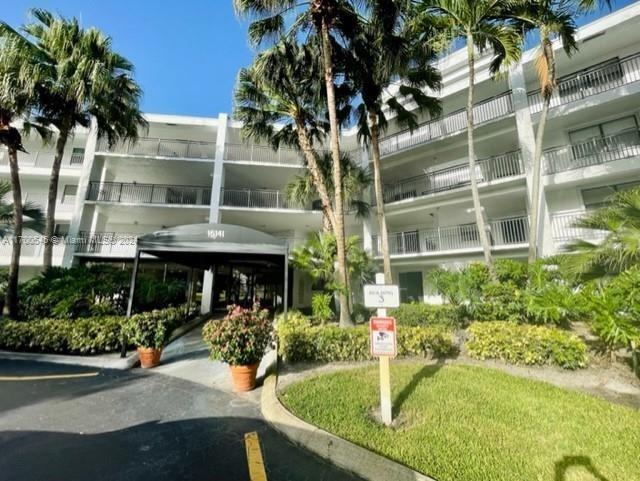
[234,0,360,326]
[350,0,442,283]
[561,186,640,280]
[508,1,609,263]
[412,0,523,272]
[286,151,372,230]
[0,9,146,270]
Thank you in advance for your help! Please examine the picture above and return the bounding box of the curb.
[0,314,209,371]
[259,356,436,481]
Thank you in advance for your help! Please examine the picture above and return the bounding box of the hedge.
[388,302,463,328]
[466,321,589,370]
[0,305,197,355]
[276,312,456,362]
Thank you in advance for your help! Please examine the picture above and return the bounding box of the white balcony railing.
[544,129,640,175]
[550,210,608,243]
[74,231,138,257]
[528,52,640,113]
[372,216,529,256]
[221,188,312,210]
[224,143,304,166]
[379,91,513,157]
[0,150,83,169]
[86,181,212,206]
[383,150,523,203]
[96,137,216,160]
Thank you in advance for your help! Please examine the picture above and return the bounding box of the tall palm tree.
[350,0,442,283]
[412,0,523,272]
[234,0,360,325]
[286,150,372,228]
[509,0,609,262]
[0,9,146,270]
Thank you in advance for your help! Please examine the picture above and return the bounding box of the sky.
[3,0,637,119]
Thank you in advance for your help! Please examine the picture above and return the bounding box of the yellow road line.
[0,372,99,381]
[245,431,268,481]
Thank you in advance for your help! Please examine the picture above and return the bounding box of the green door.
[399,271,423,303]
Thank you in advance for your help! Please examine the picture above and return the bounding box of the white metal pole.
[376,272,392,425]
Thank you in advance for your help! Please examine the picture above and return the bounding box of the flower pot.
[229,363,259,392]
[138,347,162,369]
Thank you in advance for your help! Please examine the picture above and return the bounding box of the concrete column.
[62,119,99,267]
[508,64,554,257]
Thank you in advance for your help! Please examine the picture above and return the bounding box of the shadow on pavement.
[0,417,363,481]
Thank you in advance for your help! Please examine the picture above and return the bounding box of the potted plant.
[124,311,168,368]
[202,303,272,392]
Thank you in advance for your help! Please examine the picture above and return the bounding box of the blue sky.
[3,1,637,118]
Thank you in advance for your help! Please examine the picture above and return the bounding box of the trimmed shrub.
[0,304,197,355]
[389,302,462,328]
[275,312,456,362]
[466,321,589,369]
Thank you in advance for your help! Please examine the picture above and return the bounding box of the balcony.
[86,182,211,206]
[221,188,313,210]
[0,150,83,169]
[74,231,138,257]
[383,150,523,204]
[550,210,607,244]
[224,143,303,166]
[96,137,216,160]
[527,52,640,114]
[544,129,640,175]
[372,216,529,257]
[379,91,514,157]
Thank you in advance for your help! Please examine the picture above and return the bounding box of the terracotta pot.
[138,347,162,369]
[229,363,259,392]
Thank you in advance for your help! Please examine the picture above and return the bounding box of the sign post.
[365,273,399,426]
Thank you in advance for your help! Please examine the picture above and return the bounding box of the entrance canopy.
[136,223,288,269]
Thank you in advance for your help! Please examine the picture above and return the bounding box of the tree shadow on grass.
[393,360,444,417]
[554,455,610,481]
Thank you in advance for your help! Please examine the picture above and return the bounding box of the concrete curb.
[259,355,436,481]
[0,314,209,371]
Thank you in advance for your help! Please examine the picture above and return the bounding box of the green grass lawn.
[280,363,640,481]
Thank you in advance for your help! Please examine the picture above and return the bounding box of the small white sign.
[364,284,400,308]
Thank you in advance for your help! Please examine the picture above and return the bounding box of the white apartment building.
[1,3,639,310]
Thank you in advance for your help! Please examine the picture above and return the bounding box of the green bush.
[466,321,589,369]
[0,305,197,355]
[203,304,272,365]
[311,292,334,324]
[389,302,462,328]
[275,312,456,362]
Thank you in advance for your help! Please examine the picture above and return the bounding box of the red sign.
[369,317,397,357]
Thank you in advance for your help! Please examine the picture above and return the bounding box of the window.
[581,180,640,209]
[70,148,85,165]
[54,224,69,237]
[399,272,423,303]
[62,185,78,204]
[569,116,639,159]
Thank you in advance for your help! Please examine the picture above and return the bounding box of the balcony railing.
[0,150,83,169]
[224,143,304,165]
[86,181,211,206]
[550,210,607,243]
[544,129,640,175]
[372,215,529,256]
[75,231,138,256]
[379,91,513,157]
[221,188,309,210]
[528,52,640,113]
[96,137,216,160]
[383,150,523,203]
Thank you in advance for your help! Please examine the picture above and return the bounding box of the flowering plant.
[202,304,272,366]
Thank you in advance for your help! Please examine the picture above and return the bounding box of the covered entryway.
[125,223,289,317]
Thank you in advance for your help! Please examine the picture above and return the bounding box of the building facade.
[2,4,639,308]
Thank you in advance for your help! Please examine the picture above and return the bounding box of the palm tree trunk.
[320,18,351,327]
[368,110,392,284]
[294,119,337,232]
[466,32,493,270]
[43,128,69,270]
[528,36,555,263]
[5,147,23,318]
